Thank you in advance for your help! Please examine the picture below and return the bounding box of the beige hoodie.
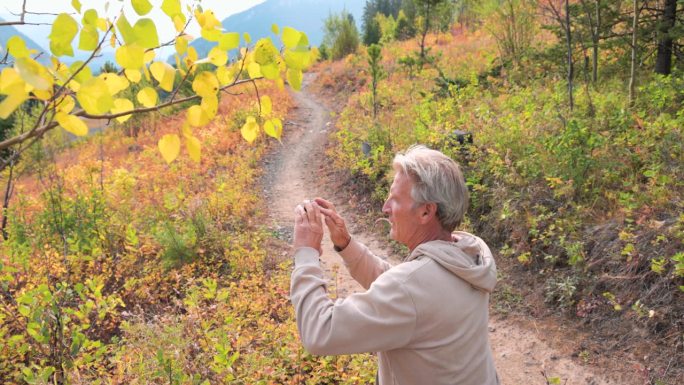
[291,231,500,385]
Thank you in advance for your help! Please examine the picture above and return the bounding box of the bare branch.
[169,65,195,103]
[147,12,195,52]
[250,79,262,116]
[0,0,65,26]
[0,20,52,26]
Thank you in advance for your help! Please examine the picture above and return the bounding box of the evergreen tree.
[324,11,361,60]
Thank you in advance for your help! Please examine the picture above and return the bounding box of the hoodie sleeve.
[291,247,416,355]
[337,238,393,289]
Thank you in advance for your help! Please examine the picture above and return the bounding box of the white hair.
[392,145,469,231]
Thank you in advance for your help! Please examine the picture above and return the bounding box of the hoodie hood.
[407,231,497,293]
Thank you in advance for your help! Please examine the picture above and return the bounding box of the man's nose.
[381,200,389,215]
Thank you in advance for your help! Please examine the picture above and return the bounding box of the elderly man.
[291,145,499,385]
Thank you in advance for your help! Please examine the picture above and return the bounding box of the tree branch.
[0,78,261,153]
[0,0,64,26]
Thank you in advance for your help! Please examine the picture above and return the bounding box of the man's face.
[382,171,423,247]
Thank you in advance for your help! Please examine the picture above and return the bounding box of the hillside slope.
[312,27,683,384]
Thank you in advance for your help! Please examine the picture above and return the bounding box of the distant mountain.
[0,17,50,65]
[0,16,116,71]
[191,0,366,58]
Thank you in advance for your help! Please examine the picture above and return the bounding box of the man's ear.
[419,202,438,224]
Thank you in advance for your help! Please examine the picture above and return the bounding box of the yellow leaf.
[132,18,159,49]
[7,36,29,58]
[116,14,136,45]
[96,18,108,32]
[201,28,221,42]
[175,35,189,55]
[196,10,220,29]
[71,0,82,13]
[281,27,301,49]
[297,32,309,47]
[181,121,192,137]
[83,9,98,24]
[284,49,310,70]
[0,68,24,94]
[287,68,302,91]
[158,134,180,164]
[15,57,53,91]
[132,0,153,16]
[276,77,285,90]
[78,24,99,51]
[216,66,234,86]
[76,77,113,115]
[69,60,92,83]
[142,64,151,82]
[264,118,283,140]
[254,38,277,65]
[144,50,156,63]
[56,112,88,136]
[260,95,272,117]
[56,95,75,113]
[51,59,71,83]
[0,84,28,119]
[161,0,181,18]
[49,13,79,57]
[111,98,134,123]
[219,32,240,50]
[248,62,262,79]
[187,47,198,65]
[260,62,279,80]
[125,69,142,83]
[200,95,218,120]
[187,105,210,127]
[185,135,201,162]
[33,89,52,101]
[136,87,158,108]
[208,47,227,66]
[173,14,186,33]
[192,71,219,98]
[115,44,145,70]
[99,73,129,95]
[271,24,279,35]
[241,116,258,143]
[150,61,176,92]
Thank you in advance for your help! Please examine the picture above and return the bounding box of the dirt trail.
[263,74,638,385]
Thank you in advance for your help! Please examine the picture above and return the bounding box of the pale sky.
[1,0,265,55]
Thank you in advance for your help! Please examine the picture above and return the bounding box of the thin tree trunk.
[654,0,677,75]
[629,0,639,106]
[420,1,431,60]
[565,0,574,110]
[592,0,600,83]
[1,157,15,240]
[580,0,600,83]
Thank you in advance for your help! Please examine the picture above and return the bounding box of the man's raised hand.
[314,198,351,251]
[293,200,324,255]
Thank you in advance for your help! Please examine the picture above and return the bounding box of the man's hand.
[314,197,351,251]
[293,200,324,254]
